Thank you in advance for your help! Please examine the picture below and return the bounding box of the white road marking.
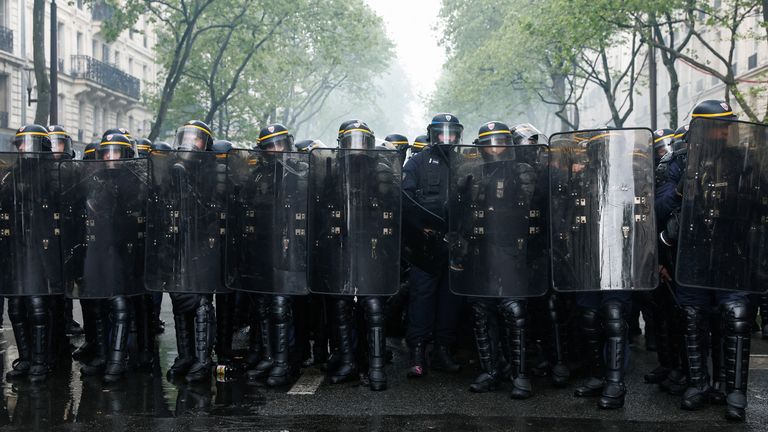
[287,368,325,395]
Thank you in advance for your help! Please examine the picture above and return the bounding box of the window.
[0,74,8,114]
[695,79,703,92]
[128,58,133,75]
[57,22,65,60]
[143,34,148,48]
[129,115,134,132]
[92,40,99,59]
[58,94,65,126]
[0,0,7,27]
[114,50,120,68]
[749,53,757,70]
[711,75,719,85]
[78,100,85,141]
[76,32,83,56]
[116,111,123,128]
[143,65,148,82]
[102,44,110,63]
[732,63,738,76]
[77,0,83,10]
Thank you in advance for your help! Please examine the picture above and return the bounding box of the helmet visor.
[174,126,209,151]
[429,124,463,145]
[260,135,293,152]
[339,130,375,150]
[50,135,72,154]
[13,134,48,153]
[478,133,513,147]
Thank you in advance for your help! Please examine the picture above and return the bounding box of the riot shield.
[0,152,65,296]
[225,149,310,295]
[59,158,148,298]
[307,148,402,296]
[145,150,225,294]
[549,129,657,292]
[447,144,549,297]
[675,118,768,292]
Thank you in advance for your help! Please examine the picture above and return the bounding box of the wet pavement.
[0,297,765,431]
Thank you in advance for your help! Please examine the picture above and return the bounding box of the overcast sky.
[365,0,445,137]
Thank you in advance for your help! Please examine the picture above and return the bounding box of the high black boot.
[327,298,356,384]
[574,307,604,398]
[547,292,570,387]
[133,294,156,371]
[760,294,768,339]
[599,301,627,409]
[709,314,727,405]
[431,344,461,373]
[186,297,214,383]
[363,297,387,391]
[28,296,51,383]
[166,312,195,381]
[469,301,501,393]
[247,295,274,380]
[104,296,130,383]
[267,296,295,387]
[215,293,235,366]
[6,298,31,380]
[645,292,671,384]
[660,303,688,395]
[500,299,532,400]
[722,301,752,422]
[81,305,108,377]
[681,306,711,410]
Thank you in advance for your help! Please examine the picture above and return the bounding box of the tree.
[33,0,50,125]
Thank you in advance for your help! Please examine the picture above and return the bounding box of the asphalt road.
[0,297,765,432]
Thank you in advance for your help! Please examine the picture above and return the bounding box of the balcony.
[0,112,8,129]
[91,1,114,21]
[70,55,140,100]
[0,26,12,54]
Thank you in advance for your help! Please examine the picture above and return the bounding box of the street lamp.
[25,68,37,107]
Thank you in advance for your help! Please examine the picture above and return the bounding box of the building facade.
[0,0,158,153]
[572,11,767,131]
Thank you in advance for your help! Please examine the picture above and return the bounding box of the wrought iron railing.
[70,55,140,99]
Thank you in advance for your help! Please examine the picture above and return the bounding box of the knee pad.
[272,296,293,324]
[498,299,527,328]
[601,300,626,338]
[363,297,385,327]
[722,300,752,336]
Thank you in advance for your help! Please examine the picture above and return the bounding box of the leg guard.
[499,298,532,399]
[328,297,356,384]
[215,293,235,365]
[267,295,296,387]
[6,297,30,380]
[362,297,387,391]
[681,305,710,410]
[103,296,130,383]
[186,296,214,383]
[722,300,752,421]
[574,307,604,398]
[598,300,627,409]
[469,300,501,393]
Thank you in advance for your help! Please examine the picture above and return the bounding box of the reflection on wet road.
[0,297,765,431]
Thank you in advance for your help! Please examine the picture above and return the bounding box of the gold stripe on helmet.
[478,129,511,138]
[15,131,48,137]
[342,128,372,135]
[48,131,69,136]
[183,124,212,136]
[653,134,675,143]
[691,111,734,118]
[100,141,133,147]
[259,130,289,141]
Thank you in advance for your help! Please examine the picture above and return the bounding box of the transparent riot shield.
[145,150,225,294]
[676,118,768,292]
[0,152,65,296]
[447,144,549,297]
[307,148,402,296]
[225,149,310,295]
[59,158,148,298]
[549,129,657,292]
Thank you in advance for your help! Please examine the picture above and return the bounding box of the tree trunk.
[663,59,680,129]
[33,0,50,125]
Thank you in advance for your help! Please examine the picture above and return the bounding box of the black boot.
[166,312,195,381]
[28,297,50,383]
[547,292,570,387]
[328,298,356,384]
[574,307,604,398]
[645,297,672,384]
[133,294,156,371]
[760,295,768,339]
[469,301,501,393]
[215,293,234,366]
[6,298,31,381]
[104,296,130,384]
[681,306,711,411]
[186,298,214,383]
[500,299,532,399]
[431,344,461,373]
[247,295,274,380]
[709,314,727,405]
[81,305,108,377]
[598,301,626,409]
[407,341,427,378]
[722,301,751,422]
[361,297,387,391]
[267,296,295,387]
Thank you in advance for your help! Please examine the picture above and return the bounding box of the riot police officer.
[384,133,409,163]
[401,113,464,377]
[453,122,535,398]
[160,120,218,383]
[136,138,153,158]
[662,100,754,421]
[410,134,428,156]
[2,125,62,382]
